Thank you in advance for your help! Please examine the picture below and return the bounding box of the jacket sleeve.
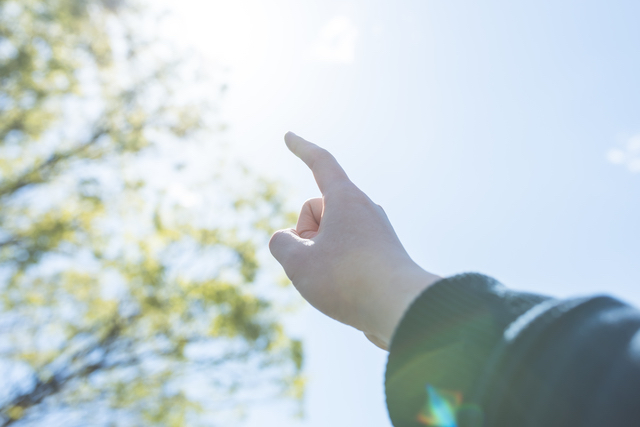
[384,273,640,427]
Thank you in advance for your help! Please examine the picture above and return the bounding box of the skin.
[269,132,441,350]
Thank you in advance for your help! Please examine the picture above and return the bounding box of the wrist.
[363,263,440,350]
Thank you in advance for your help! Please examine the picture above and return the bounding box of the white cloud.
[606,148,626,164]
[308,16,358,64]
[607,134,640,174]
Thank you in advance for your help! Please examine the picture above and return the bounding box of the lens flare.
[416,384,461,427]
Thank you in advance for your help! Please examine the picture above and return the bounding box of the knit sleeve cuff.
[384,273,552,427]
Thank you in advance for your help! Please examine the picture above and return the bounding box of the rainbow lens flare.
[416,384,462,427]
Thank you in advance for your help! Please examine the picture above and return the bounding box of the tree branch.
[0,319,124,426]
[0,128,108,200]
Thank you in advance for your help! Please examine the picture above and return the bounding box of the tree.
[0,0,303,425]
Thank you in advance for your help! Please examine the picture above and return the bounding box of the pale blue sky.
[161,1,640,426]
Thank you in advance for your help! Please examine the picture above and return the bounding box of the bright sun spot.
[158,0,289,79]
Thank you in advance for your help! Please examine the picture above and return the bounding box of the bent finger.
[269,228,308,268]
[296,197,323,239]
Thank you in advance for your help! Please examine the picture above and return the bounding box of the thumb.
[269,228,309,271]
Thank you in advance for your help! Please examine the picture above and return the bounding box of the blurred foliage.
[0,0,303,425]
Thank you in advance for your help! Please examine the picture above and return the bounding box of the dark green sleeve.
[385,273,640,427]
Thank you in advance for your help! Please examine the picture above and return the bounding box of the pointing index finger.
[284,132,351,194]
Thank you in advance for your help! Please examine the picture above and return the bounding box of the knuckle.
[268,230,286,253]
[269,229,303,268]
[303,197,321,206]
[299,198,321,217]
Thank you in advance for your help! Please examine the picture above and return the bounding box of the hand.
[269,132,440,350]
